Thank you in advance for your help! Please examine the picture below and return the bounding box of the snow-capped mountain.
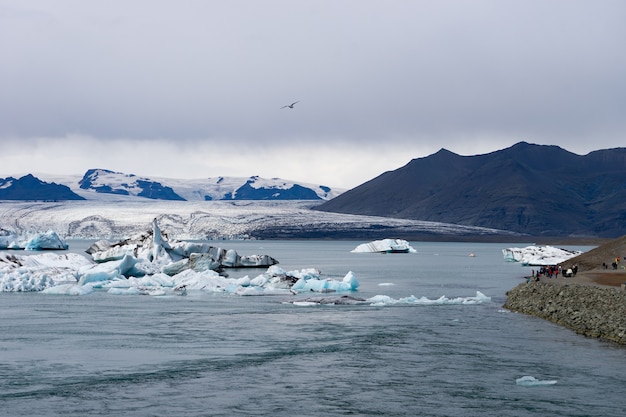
[1,171,518,241]
[11,169,344,201]
[0,174,85,201]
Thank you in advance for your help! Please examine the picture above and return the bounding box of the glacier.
[0,200,517,241]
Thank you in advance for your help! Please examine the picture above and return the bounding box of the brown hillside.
[560,235,626,272]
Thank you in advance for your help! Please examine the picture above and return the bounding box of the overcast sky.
[1,0,625,189]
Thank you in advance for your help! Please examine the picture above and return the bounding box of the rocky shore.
[504,280,626,345]
[504,234,626,345]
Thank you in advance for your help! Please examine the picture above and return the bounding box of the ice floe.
[1,222,493,308]
[351,239,416,253]
[0,221,360,295]
[367,291,491,306]
[0,229,68,250]
[287,291,491,306]
[515,376,558,386]
[502,245,582,266]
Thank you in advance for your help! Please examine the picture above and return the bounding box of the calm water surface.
[1,241,625,416]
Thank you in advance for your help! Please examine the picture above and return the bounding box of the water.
[1,241,625,416]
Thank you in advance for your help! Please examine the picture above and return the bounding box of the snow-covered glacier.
[0,200,516,240]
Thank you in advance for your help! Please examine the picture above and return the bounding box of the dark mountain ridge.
[1,169,342,202]
[315,142,626,238]
[0,174,84,201]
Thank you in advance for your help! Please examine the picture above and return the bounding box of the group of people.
[603,257,622,270]
[527,264,578,282]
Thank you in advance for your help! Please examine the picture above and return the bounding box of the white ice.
[515,376,558,386]
[1,222,494,306]
[0,230,68,250]
[288,291,491,307]
[0,249,360,296]
[291,270,359,292]
[502,245,582,266]
[351,239,416,253]
[366,291,491,306]
[0,200,514,241]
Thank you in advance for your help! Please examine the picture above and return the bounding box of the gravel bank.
[504,281,626,345]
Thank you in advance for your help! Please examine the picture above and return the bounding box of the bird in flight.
[281,101,299,109]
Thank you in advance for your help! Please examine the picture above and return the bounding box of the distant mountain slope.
[14,170,343,202]
[0,174,85,201]
[314,142,626,238]
[79,169,185,200]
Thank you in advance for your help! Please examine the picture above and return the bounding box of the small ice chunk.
[515,376,557,386]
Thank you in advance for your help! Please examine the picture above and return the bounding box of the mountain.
[314,142,626,238]
[4,169,343,202]
[0,174,85,201]
[78,169,185,200]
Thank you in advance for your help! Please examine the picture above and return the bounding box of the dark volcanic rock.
[314,142,626,237]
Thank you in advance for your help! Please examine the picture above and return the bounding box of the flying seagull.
[281,101,299,109]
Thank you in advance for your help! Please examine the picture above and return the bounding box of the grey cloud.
[1,0,625,170]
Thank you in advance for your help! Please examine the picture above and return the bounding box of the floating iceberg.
[351,239,416,253]
[515,376,558,386]
[0,229,68,250]
[291,270,359,292]
[87,219,278,273]
[1,249,360,295]
[1,221,491,307]
[0,221,360,295]
[288,291,491,307]
[367,291,491,306]
[0,229,20,249]
[0,252,90,292]
[502,245,582,266]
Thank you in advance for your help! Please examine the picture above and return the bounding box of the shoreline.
[533,269,626,288]
[504,271,626,345]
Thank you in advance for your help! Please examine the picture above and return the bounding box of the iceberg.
[1,220,491,306]
[1,224,359,295]
[502,245,582,266]
[0,249,361,295]
[0,229,20,249]
[515,376,558,386]
[366,291,491,306]
[0,252,89,292]
[42,283,94,296]
[291,270,359,292]
[351,239,416,253]
[87,219,279,274]
[24,230,68,250]
[287,291,491,307]
[78,254,138,284]
[0,229,68,250]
